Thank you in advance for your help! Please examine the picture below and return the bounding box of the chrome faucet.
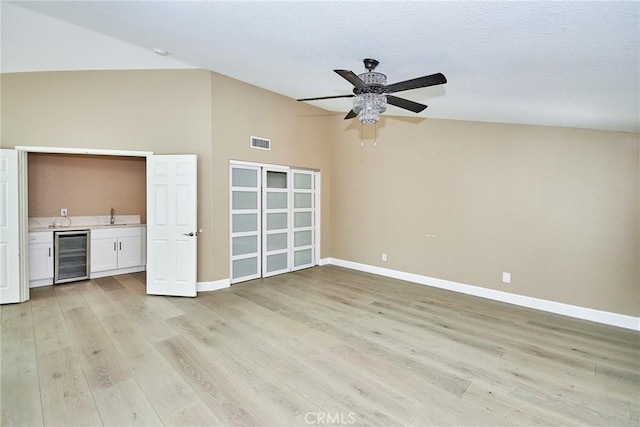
[110,208,115,225]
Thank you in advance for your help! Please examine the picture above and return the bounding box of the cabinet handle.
[119,242,122,251]
[113,242,116,251]
[48,248,51,257]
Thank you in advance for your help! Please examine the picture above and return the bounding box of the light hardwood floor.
[1,266,638,426]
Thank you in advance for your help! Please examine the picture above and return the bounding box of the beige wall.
[1,69,215,281]
[27,153,146,222]
[330,116,639,316]
[210,72,332,281]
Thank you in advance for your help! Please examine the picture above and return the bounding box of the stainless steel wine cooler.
[54,230,90,284]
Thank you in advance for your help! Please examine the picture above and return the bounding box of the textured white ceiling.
[3,1,639,132]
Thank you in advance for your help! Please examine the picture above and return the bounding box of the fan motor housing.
[363,58,380,71]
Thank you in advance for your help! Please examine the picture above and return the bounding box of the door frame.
[229,159,321,283]
[14,146,153,301]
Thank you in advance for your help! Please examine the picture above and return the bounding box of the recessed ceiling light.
[152,48,169,56]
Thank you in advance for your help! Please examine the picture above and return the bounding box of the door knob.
[183,232,195,237]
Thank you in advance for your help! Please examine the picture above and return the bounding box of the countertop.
[29,223,146,233]
[29,215,145,233]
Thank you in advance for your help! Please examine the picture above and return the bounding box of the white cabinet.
[91,237,119,272]
[29,231,53,287]
[90,226,144,278]
[117,235,142,268]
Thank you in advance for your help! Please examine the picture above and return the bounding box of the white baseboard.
[90,265,145,279]
[29,279,53,288]
[197,278,230,293]
[326,258,640,332]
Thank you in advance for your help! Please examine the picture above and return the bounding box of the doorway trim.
[16,146,153,157]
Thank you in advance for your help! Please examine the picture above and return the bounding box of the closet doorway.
[230,162,319,284]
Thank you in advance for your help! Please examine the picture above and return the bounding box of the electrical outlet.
[502,272,511,284]
[60,208,68,217]
[382,253,387,262]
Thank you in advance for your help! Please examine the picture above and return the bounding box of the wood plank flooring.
[1,266,638,426]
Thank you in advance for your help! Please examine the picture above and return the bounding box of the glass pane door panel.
[232,168,258,187]
[294,230,312,247]
[262,168,290,277]
[291,170,316,272]
[294,249,313,267]
[232,214,258,233]
[266,253,288,272]
[267,192,288,209]
[266,213,287,230]
[230,164,262,284]
[294,212,312,228]
[294,173,312,189]
[233,235,258,256]
[232,191,258,209]
[294,193,312,209]
[233,257,258,278]
[266,171,287,189]
[266,233,288,251]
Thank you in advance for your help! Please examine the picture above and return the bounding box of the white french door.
[230,165,262,284]
[262,168,290,277]
[230,162,319,284]
[0,149,21,304]
[146,155,198,297]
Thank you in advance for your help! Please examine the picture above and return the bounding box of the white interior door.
[0,149,21,304]
[230,165,261,284]
[146,155,197,297]
[262,168,290,277]
[291,170,316,271]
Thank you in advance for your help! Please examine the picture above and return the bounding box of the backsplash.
[28,153,146,223]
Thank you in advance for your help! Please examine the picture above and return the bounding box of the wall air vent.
[250,136,271,151]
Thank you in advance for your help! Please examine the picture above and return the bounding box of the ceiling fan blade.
[344,110,358,120]
[386,95,428,113]
[334,70,367,89]
[297,94,354,102]
[385,73,447,94]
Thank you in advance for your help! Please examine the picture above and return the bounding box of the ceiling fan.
[297,58,447,124]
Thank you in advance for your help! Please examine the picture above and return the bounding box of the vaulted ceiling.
[3,1,639,132]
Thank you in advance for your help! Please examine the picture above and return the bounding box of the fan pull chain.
[374,122,377,146]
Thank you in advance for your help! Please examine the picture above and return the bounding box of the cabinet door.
[117,236,142,269]
[91,238,118,273]
[29,243,53,281]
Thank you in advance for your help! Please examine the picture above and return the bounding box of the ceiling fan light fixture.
[358,71,386,86]
[353,71,387,124]
[296,58,446,124]
[354,93,387,124]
